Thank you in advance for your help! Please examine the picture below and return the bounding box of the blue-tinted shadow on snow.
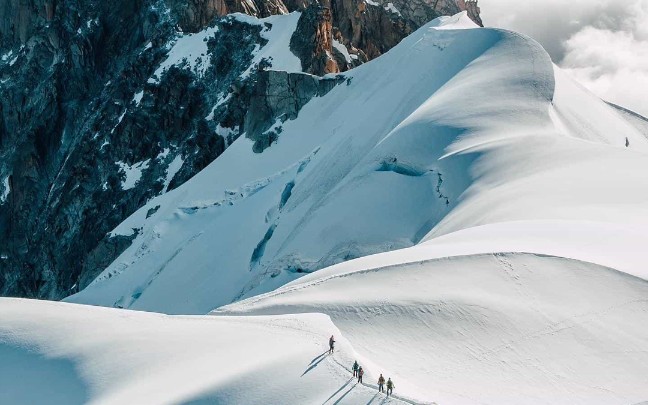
[302,350,330,376]
[331,380,358,405]
[375,158,429,177]
[0,345,89,405]
[322,378,355,404]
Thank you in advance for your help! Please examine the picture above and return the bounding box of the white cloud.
[481,0,648,116]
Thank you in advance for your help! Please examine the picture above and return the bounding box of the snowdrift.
[3,253,648,404]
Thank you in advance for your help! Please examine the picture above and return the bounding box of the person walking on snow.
[378,374,385,392]
[328,335,335,354]
[352,360,359,377]
[386,378,395,396]
[357,366,364,383]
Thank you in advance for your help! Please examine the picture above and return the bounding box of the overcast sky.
[481,0,648,117]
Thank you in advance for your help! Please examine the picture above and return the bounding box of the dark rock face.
[330,0,412,61]
[0,1,283,298]
[246,70,343,152]
[462,0,483,27]
[0,0,482,300]
[289,0,482,75]
[0,0,56,44]
[290,4,339,75]
[169,0,290,32]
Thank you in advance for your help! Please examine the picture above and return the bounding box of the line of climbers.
[329,335,396,397]
[353,360,396,396]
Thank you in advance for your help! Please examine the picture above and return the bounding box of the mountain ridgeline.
[0,1,482,299]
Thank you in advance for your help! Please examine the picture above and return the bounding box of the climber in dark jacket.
[328,335,335,354]
[378,374,385,392]
[387,378,395,396]
[352,360,359,377]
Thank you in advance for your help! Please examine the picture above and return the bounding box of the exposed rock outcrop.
[246,70,343,152]
[0,0,57,45]
[290,4,339,75]
[169,0,291,32]
[0,2,278,298]
[463,0,482,27]
[288,0,482,75]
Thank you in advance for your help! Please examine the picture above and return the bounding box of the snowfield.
[218,253,648,405]
[0,299,416,405]
[4,253,648,404]
[3,11,648,405]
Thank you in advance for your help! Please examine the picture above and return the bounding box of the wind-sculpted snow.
[0,299,418,405]
[6,253,647,404]
[217,253,648,404]
[66,11,648,315]
[4,12,648,404]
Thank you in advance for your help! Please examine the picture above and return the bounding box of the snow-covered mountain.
[64,11,648,315]
[2,8,648,405]
[0,0,478,300]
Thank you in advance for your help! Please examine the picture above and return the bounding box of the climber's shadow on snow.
[302,350,329,376]
[364,393,379,405]
[323,378,355,405]
[364,391,392,404]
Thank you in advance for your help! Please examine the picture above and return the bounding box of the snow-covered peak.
[66,13,648,317]
[429,10,478,30]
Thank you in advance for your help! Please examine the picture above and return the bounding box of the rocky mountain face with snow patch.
[0,0,481,299]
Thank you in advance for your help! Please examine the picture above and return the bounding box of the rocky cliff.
[0,0,481,299]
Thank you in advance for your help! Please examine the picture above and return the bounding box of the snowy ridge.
[67,11,648,315]
[2,11,648,405]
[606,101,648,139]
[0,299,415,405]
[217,253,648,404]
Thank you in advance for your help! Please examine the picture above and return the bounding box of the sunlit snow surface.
[218,253,648,404]
[3,11,648,405]
[0,300,412,405]
[68,11,648,314]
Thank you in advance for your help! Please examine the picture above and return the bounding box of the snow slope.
[0,299,415,405]
[606,102,648,140]
[67,11,648,315]
[4,11,648,405]
[218,252,648,405]
[5,253,648,404]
